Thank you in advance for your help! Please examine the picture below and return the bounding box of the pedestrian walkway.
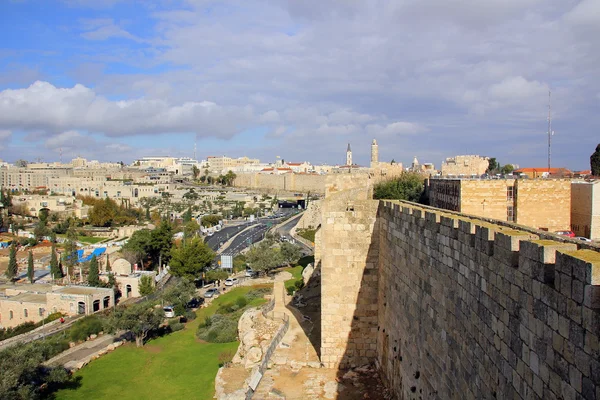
[44,332,126,370]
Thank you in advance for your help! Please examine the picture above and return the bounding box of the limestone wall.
[376,201,599,399]
[320,199,380,369]
[515,179,571,232]
[233,173,327,194]
[296,200,322,230]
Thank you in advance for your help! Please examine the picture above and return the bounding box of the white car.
[163,306,175,318]
[224,278,238,286]
[575,236,592,242]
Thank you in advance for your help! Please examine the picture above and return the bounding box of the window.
[507,186,514,202]
[507,205,515,222]
[9,310,14,320]
[24,309,28,318]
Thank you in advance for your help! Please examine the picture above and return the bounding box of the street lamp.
[40,308,46,340]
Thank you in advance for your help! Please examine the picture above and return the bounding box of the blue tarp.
[79,247,106,263]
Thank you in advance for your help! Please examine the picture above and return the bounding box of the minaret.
[370,139,379,168]
[346,143,352,166]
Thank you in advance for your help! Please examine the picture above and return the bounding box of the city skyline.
[1,0,599,170]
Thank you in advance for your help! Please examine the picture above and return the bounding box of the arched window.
[9,310,14,320]
[24,309,28,318]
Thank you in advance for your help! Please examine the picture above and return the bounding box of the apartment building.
[206,156,260,174]
[429,178,571,232]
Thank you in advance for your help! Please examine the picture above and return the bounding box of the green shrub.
[235,297,248,309]
[183,310,197,321]
[197,314,238,343]
[245,288,271,300]
[294,279,304,290]
[69,315,104,342]
[168,319,184,332]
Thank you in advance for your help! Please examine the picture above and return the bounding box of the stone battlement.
[319,194,600,399]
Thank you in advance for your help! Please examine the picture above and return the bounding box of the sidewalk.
[44,332,126,370]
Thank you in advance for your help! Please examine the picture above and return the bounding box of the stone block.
[556,250,600,284]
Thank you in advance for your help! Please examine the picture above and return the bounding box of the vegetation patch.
[0,312,63,341]
[296,228,316,243]
[55,285,269,400]
[196,287,271,343]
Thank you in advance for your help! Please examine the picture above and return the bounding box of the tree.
[105,253,111,272]
[33,219,49,241]
[122,228,152,268]
[89,198,118,227]
[150,221,173,267]
[6,244,18,281]
[205,269,228,283]
[373,172,425,203]
[109,302,163,347]
[63,225,79,278]
[501,164,515,175]
[280,242,301,266]
[169,238,215,280]
[192,165,200,180]
[245,241,283,274]
[88,255,100,287]
[161,280,195,315]
[486,157,499,174]
[50,243,62,279]
[183,220,200,239]
[201,214,221,227]
[591,143,600,176]
[139,275,155,296]
[107,272,116,288]
[27,250,34,283]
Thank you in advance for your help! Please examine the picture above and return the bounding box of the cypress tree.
[88,255,99,287]
[105,253,111,272]
[591,143,600,176]
[50,244,61,279]
[6,243,18,281]
[27,250,34,283]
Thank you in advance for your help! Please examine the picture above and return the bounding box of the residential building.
[0,284,114,329]
[428,178,571,232]
[514,167,573,179]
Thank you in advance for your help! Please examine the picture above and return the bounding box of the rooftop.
[4,292,47,304]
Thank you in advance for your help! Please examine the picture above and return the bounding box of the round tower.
[370,139,379,168]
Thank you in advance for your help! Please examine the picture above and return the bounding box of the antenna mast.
[194,140,197,161]
[547,90,553,171]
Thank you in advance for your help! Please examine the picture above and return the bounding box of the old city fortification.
[317,175,599,399]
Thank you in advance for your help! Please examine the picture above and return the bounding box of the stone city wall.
[233,173,327,194]
[376,201,599,399]
[319,189,600,399]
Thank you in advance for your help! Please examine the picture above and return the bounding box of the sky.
[0,0,598,170]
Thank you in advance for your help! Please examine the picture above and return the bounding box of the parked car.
[574,236,592,242]
[245,268,254,277]
[204,288,219,298]
[225,278,239,286]
[163,306,175,318]
[187,297,204,308]
[555,230,575,238]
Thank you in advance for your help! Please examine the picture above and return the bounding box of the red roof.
[286,163,302,166]
[514,167,572,174]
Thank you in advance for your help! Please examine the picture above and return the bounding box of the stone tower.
[370,139,379,168]
[346,143,352,166]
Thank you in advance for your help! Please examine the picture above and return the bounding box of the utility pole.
[547,90,555,171]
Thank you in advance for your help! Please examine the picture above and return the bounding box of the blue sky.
[0,0,599,170]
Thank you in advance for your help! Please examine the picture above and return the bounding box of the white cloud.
[366,122,426,136]
[0,81,255,138]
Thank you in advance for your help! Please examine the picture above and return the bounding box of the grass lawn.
[283,265,304,294]
[55,285,270,400]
